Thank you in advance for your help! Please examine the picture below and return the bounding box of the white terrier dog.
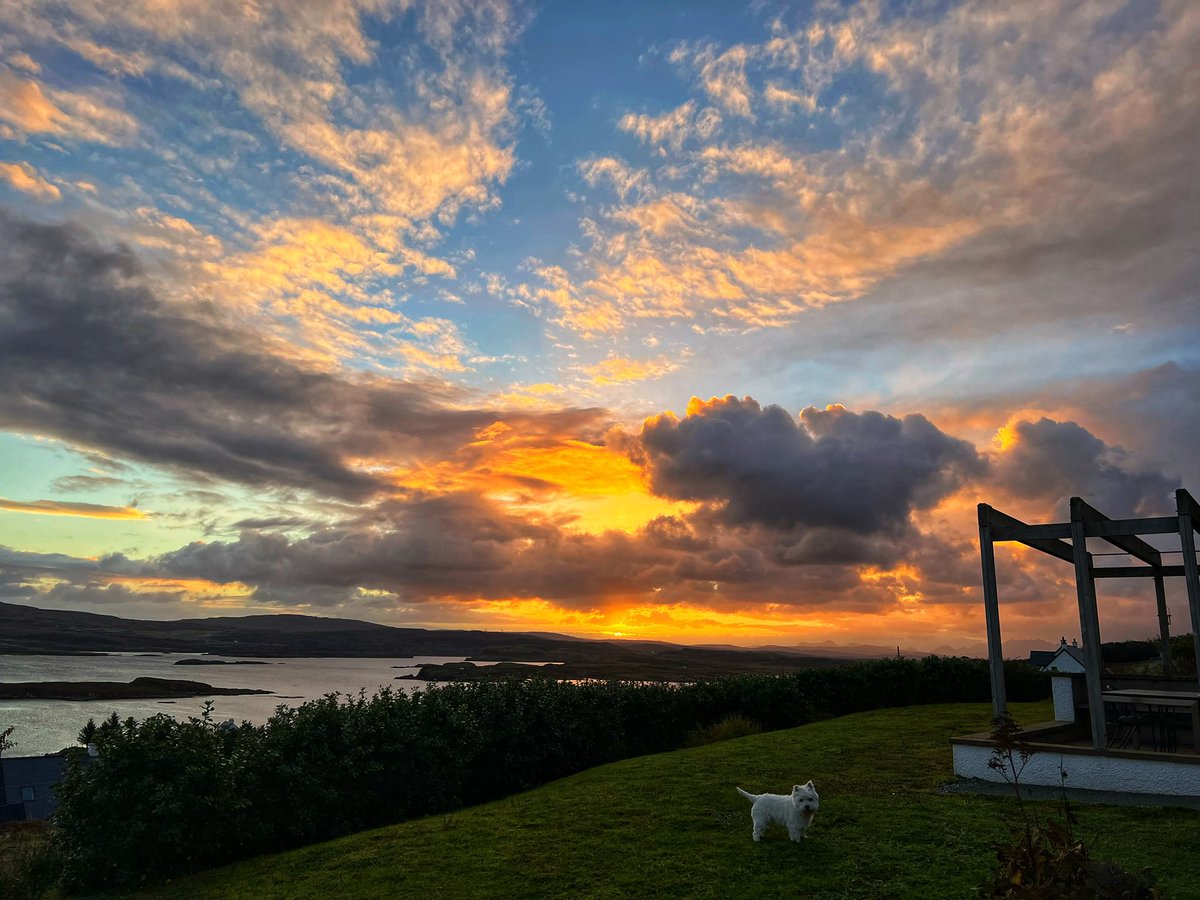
[735,781,819,842]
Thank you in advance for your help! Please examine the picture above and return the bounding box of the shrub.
[685,714,762,746]
[51,656,1048,890]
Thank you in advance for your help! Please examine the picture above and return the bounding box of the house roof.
[1054,643,1086,666]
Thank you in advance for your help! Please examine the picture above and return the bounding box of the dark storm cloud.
[0,208,606,500]
[633,397,985,533]
[77,491,895,613]
[991,417,1178,517]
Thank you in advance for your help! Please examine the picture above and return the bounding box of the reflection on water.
[0,653,477,755]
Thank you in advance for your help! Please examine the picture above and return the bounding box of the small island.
[397,661,564,682]
[0,676,274,701]
[174,658,271,666]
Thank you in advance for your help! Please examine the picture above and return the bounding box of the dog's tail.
[735,787,758,803]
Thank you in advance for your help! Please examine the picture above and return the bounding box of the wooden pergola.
[978,488,1200,749]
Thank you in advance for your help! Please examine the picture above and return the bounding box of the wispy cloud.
[0,159,58,199]
[0,498,146,519]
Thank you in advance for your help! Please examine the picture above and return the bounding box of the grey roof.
[2,753,72,820]
[1056,644,1087,666]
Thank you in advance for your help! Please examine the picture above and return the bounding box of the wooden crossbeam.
[978,504,1075,563]
[1178,488,1200,527]
[1092,565,1186,578]
[1084,516,1179,537]
[1071,497,1162,567]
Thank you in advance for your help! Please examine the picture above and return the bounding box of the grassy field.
[136,700,1200,899]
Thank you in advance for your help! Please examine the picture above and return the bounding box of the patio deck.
[952,674,1200,798]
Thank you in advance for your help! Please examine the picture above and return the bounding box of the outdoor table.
[1102,689,1200,755]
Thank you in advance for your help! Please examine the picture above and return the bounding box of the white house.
[1028,637,1087,674]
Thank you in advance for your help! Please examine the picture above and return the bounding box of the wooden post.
[1153,574,1172,675]
[978,504,1006,718]
[1178,511,1200,691]
[1070,499,1107,749]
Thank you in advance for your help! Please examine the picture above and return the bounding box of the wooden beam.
[995,523,1074,541]
[978,503,1076,562]
[978,518,1006,718]
[1178,509,1200,691]
[1154,574,1172,676]
[1070,515,1107,749]
[1071,497,1162,567]
[1084,517,1179,538]
[1093,565,1186,578]
[1178,489,1200,527]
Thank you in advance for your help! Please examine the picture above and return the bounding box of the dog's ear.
[805,780,814,788]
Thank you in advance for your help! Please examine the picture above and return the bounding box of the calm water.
[0,653,498,755]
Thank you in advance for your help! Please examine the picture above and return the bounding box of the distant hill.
[0,601,844,680]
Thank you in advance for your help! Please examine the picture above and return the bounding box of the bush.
[51,656,1048,890]
[685,714,762,746]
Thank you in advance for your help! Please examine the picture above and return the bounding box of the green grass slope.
[139,701,1200,899]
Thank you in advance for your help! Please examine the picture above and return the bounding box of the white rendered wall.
[1051,676,1075,722]
[953,743,1200,797]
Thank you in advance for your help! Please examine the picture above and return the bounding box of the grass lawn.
[137,700,1200,899]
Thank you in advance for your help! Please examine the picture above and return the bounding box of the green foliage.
[0,822,58,900]
[77,718,97,747]
[0,725,15,755]
[1165,634,1197,676]
[49,656,1049,891]
[1100,639,1158,666]
[685,714,763,747]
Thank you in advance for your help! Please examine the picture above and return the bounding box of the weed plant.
[979,714,1161,899]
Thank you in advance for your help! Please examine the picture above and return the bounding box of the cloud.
[630,396,984,533]
[580,355,683,386]
[545,0,1199,337]
[0,160,59,200]
[669,42,754,119]
[618,101,720,151]
[4,1,522,225]
[990,417,1178,517]
[0,70,137,144]
[0,498,146,520]
[0,208,604,500]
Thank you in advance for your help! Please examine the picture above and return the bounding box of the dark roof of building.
[2,753,72,820]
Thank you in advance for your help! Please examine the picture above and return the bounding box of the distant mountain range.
[0,601,1057,676]
[0,601,845,680]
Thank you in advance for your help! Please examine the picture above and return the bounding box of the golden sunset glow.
[391,425,695,533]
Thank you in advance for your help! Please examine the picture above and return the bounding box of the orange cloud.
[581,355,684,386]
[0,71,137,144]
[0,498,147,520]
[0,161,59,200]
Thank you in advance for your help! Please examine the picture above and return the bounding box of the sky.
[0,0,1197,650]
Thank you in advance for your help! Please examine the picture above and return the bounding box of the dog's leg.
[788,822,804,842]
